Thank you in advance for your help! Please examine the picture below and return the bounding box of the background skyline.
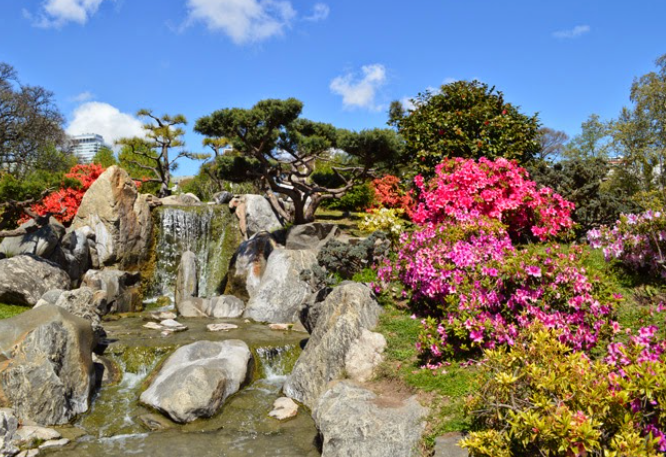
[1,0,665,175]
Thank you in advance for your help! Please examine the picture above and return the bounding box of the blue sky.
[1,0,665,176]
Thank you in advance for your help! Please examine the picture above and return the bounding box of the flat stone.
[268,323,291,331]
[143,322,163,330]
[207,323,239,332]
[160,319,187,331]
[17,450,39,457]
[14,426,61,445]
[434,433,468,457]
[39,438,70,449]
[150,311,177,321]
[269,397,299,420]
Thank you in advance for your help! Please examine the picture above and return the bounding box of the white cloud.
[67,102,144,147]
[304,3,329,22]
[185,0,297,45]
[26,0,108,28]
[330,64,387,111]
[70,91,95,103]
[552,25,591,39]
[400,97,416,111]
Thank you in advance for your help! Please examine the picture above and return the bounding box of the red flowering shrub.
[25,163,105,225]
[412,157,575,241]
[369,175,414,217]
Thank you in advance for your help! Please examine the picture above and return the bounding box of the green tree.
[91,146,117,168]
[562,114,612,160]
[117,110,208,197]
[195,98,403,224]
[537,127,569,162]
[389,80,540,175]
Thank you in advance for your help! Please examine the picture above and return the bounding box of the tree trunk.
[303,194,322,223]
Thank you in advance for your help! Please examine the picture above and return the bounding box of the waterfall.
[253,344,301,383]
[147,205,240,305]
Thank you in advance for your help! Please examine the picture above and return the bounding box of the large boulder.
[284,282,382,407]
[36,287,108,338]
[344,329,387,383]
[71,166,152,269]
[175,251,197,307]
[0,218,64,259]
[230,194,283,239]
[285,223,340,251]
[178,295,245,318]
[81,269,141,313]
[140,340,252,423]
[313,381,426,457]
[0,305,95,425]
[0,255,70,306]
[0,409,18,457]
[57,227,92,282]
[160,193,201,206]
[243,248,317,323]
[224,232,277,301]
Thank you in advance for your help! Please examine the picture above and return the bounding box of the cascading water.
[147,205,240,305]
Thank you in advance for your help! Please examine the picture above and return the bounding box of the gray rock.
[71,166,153,269]
[230,194,283,239]
[58,228,92,282]
[224,232,277,301]
[0,305,95,425]
[212,191,234,205]
[284,282,381,408]
[38,438,69,449]
[0,218,64,259]
[175,251,197,308]
[243,249,317,324]
[285,223,340,251]
[0,408,18,457]
[81,269,141,313]
[14,425,61,446]
[35,289,66,307]
[37,287,107,337]
[0,255,71,306]
[313,382,426,457]
[140,340,252,423]
[178,295,245,318]
[160,193,201,206]
[344,329,387,383]
[434,433,468,457]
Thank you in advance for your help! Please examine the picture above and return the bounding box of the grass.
[0,303,29,319]
[375,303,480,451]
[314,208,366,237]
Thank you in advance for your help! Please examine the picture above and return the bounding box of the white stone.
[344,329,387,383]
[269,397,299,420]
[207,323,239,332]
[39,438,70,448]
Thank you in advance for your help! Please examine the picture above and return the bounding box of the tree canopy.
[389,80,540,175]
[195,98,404,224]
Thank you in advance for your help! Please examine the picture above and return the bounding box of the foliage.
[412,157,575,241]
[358,208,406,244]
[0,62,65,177]
[316,231,389,280]
[0,303,28,320]
[528,158,637,235]
[379,220,619,362]
[562,114,612,160]
[462,326,666,457]
[24,163,104,224]
[324,181,375,212]
[389,80,540,176]
[92,146,118,168]
[177,173,217,201]
[588,209,666,280]
[195,98,404,224]
[536,127,569,162]
[117,110,208,197]
[369,174,414,216]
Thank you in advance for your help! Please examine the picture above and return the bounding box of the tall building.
[70,133,110,163]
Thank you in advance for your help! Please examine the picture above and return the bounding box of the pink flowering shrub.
[587,209,666,279]
[378,219,618,361]
[411,157,575,241]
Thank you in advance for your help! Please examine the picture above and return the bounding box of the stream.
[41,205,320,456]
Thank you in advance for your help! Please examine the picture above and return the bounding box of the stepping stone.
[269,323,291,331]
[269,397,299,420]
[207,323,239,332]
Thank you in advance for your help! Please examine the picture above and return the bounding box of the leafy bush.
[588,209,666,279]
[412,157,574,241]
[528,158,637,235]
[358,208,406,244]
[462,326,666,456]
[324,181,375,212]
[315,232,389,280]
[23,163,104,225]
[369,174,414,216]
[378,220,618,362]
